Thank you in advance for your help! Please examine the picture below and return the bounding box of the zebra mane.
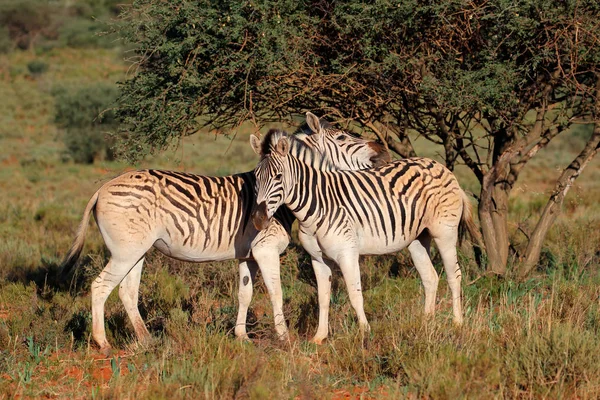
[260,129,309,156]
[260,128,332,166]
[293,117,333,136]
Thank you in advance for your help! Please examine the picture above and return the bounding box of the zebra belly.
[152,238,240,262]
[357,238,412,255]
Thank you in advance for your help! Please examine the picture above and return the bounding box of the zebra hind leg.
[91,255,144,356]
[433,231,463,325]
[118,257,151,346]
[408,231,440,317]
[235,260,259,340]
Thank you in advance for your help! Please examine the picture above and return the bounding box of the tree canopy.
[115,0,600,275]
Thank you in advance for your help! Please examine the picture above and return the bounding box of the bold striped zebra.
[250,130,481,343]
[60,112,389,355]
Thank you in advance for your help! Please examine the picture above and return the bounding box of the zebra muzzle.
[252,201,271,231]
[369,142,392,167]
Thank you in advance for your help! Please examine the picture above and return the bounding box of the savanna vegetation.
[1,0,599,398]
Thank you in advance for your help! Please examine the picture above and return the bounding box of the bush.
[26,60,49,76]
[0,25,12,53]
[0,0,58,50]
[53,83,119,164]
[59,18,118,49]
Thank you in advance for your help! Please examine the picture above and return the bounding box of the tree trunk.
[479,184,511,275]
[519,122,600,278]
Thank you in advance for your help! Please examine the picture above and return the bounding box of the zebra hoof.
[236,334,252,343]
[99,346,113,358]
[310,337,326,345]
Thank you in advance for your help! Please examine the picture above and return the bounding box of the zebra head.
[249,112,390,230]
[251,136,292,231]
[300,112,390,170]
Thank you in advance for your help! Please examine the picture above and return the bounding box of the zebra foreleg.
[235,260,259,340]
[408,234,439,317]
[337,252,370,335]
[118,258,151,345]
[310,257,333,344]
[252,247,289,341]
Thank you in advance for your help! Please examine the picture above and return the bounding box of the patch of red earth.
[1,155,18,166]
[90,350,131,383]
[331,386,370,400]
[331,386,391,400]
[64,366,84,381]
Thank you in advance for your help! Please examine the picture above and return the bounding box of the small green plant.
[26,60,49,76]
[111,356,121,379]
[26,336,41,363]
[17,362,33,384]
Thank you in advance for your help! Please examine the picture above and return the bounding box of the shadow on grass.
[4,255,100,298]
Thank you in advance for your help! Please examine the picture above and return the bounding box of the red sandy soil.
[2,349,132,399]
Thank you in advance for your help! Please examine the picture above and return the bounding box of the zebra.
[60,112,390,355]
[250,130,481,344]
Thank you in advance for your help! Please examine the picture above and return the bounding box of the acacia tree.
[115,0,600,276]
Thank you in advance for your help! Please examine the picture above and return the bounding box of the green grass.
[1,44,599,399]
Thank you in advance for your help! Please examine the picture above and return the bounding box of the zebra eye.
[274,173,283,180]
[336,135,346,141]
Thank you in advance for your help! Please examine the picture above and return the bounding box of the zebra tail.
[459,189,485,250]
[59,189,100,278]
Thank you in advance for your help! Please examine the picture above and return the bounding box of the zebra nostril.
[371,151,391,167]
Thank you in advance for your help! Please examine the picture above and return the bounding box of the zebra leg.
[235,260,259,340]
[91,256,140,355]
[118,257,151,344]
[433,232,463,325]
[252,248,289,340]
[311,258,333,344]
[408,233,439,317]
[337,253,370,334]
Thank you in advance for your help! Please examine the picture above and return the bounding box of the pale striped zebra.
[60,112,389,355]
[250,130,481,343]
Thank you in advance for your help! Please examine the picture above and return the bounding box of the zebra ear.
[250,134,262,156]
[275,137,290,156]
[306,112,321,134]
[306,112,326,153]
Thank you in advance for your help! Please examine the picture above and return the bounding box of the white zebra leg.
[252,249,288,340]
[118,257,151,344]
[311,258,333,344]
[433,233,463,325]
[408,234,439,317]
[337,253,370,334]
[235,260,258,340]
[91,257,135,355]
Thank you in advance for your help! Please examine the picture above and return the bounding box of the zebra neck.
[285,157,324,225]
[289,137,334,170]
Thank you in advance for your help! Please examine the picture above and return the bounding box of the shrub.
[53,83,119,163]
[26,60,48,76]
[0,0,58,50]
[0,25,12,53]
[59,19,118,49]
